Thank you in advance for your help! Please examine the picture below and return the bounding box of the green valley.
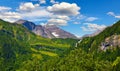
[0,19,120,71]
[0,20,77,71]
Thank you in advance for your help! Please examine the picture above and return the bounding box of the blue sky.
[0,0,120,37]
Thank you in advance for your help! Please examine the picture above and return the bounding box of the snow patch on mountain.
[52,32,59,37]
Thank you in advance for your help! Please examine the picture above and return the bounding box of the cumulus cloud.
[0,12,21,18]
[0,6,21,22]
[57,15,70,20]
[85,17,98,22]
[47,19,67,26]
[0,12,21,22]
[0,6,11,11]
[47,15,70,26]
[0,2,81,26]
[107,12,120,19]
[47,2,80,16]
[17,2,52,19]
[19,2,39,12]
[0,2,53,22]
[46,2,81,26]
[81,23,106,32]
[51,15,70,20]
[20,9,52,18]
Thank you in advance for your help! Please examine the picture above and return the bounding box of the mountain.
[78,20,120,52]
[0,19,77,71]
[44,25,77,38]
[1,19,120,71]
[15,19,36,30]
[39,21,120,71]
[32,25,49,38]
[82,29,105,38]
[15,20,77,39]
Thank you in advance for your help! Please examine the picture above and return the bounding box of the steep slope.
[15,19,77,39]
[39,21,120,71]
[16,19,36,30]
[78,21,120,51]
[0,19,73,70]
[32,25,48,38]
[77,20,120,65]
[44,25,77,38]
[90,21,120,51]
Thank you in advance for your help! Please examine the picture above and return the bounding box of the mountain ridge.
[15,19,77,39]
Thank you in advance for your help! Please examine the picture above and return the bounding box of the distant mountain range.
[15,19,77,39]
[82,29,105,38]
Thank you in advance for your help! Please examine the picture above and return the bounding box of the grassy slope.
[0,20,75,70]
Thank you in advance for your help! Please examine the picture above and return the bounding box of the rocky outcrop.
[100,34,120,51]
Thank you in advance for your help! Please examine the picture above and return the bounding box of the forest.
[0,19,120,71]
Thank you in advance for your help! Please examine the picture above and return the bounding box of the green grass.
[31,48,58,57]
[32,54,43,59]
[39,51,58,57]
[30,43,70,48]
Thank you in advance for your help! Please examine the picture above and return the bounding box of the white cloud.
[0,2,51,23]
[0,12,21,22]
[20,9,52,18]
[85,17,98,22]
[107,12,115,16]
[74,22,80,24]
[51,15,70,20]
[46,2,81,26]
[81,23,106,32]
[19,2,39,12]
[115,16,120,18]
[47,2,80,16]
[76,15,86,20]
[0,2,81,26]
[50,0,59,4]
[17,2,52,20]
[57,15,70,20]
[39,0,46,4]
[47,19,67,26]
[0,6,11,11]
[107,12,120,19]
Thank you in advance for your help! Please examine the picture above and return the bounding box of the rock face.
[44,25,77,38]
[32,25,48,38]
[100,35,120,51]
[105,35,120,47]
[15,20,77,39]
[16,19,36,30]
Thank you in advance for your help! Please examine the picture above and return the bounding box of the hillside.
[38,21,120,71]
[0,19,120,71]
[78,21,120,52]
[0,19,77,71]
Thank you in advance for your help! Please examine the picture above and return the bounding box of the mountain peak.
[15,19,77,39]
[15,19,28,24]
